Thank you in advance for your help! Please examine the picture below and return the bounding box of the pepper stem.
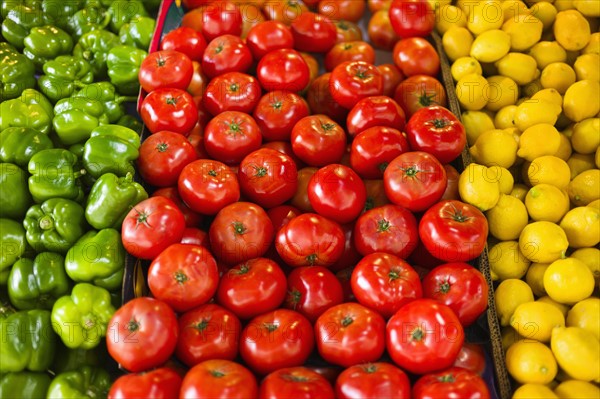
[38,215,54,231]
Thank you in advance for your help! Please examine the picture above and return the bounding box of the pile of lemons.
[436,0,599,397]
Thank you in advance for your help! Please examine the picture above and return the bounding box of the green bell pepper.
[23,25,74,69]
[0,371,52,399]
[108,0,148,33]
[27,149,85,203]
[0,48,36,101]
[119,15,155,50]
[53,96,110,146]
[42,0,85,31]
[85,172,148,229]
[0,308,57,373]
[82,124,140,178]
[46,366,112,398]
[1,1,42,19]
[68,5,111,40]
[73,81,137,123]
[0,127,55,168]
[51,345,101,374]
[1,3,47,50]
[0,163,33,220]
[0,88,54,135]
[116,114,142,134]
[65,228,125,291]
[73,29,119,79]
[0,218,28,284]
[107,45,147,95]
[38,55,94,103]
[51,282,116,349]
[8,252,71,310]
[0,42,18,57]
[23,198,89,253]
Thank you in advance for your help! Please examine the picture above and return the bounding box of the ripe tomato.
[180,360,258,399]
[240,309,314,375]
[349,126,410,180]
[335,363,411,399]
[261,140,305,169]
[306,73,348,123]
[139,50,193,92]
[140,88,198,135]
[378,63,404,97]
[275,213,345,267]
[441,164,460,201]
[239,3,265,39]
[256,48,310,92]
[405,105,466,164]
[108,368,182,399]
[329,222,361,272]
[290,166,318,212]
[315,302,386,367]
[329,61,384,109]
[301,51,320,85]
[346,95,406,137]
[368,0,392,12]
[350,252,422,318]
[246,20,294,60]
[201,35,252,79]
[412,367,491,399]
[291,12,337,53]
[394,74,447,118]
[334,20,363,43]
[386,298,465,375]
[308,164,367,224]
[383,151,447,212]
[393,37,440,77]
[419,200,489,262]
[203,72,262,115]
[203,110,262,165]
[388,0,435,38]
[367,9,400,51]
[291,114,347,167]
[262,0,309,25]
[152,187,203,228]
[180,227,210,248]
[453,343,487,376]
[260,367,335,399]
[267,205,302,232]
[121,196,186,260]
[253,90,310,142]
[324,41,375,72]
[160,27,207,62]
[198,2,243,42]
[187,61,208,97]
[107,297,178,372]
[319,0,366,22]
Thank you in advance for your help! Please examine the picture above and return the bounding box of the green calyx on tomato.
[232,222,247,235]
[341,315,354,327]
[306,253,318,265]
[263,322,279,333]
[378,162,389,173]
[418,91,438,108]
[210,370,226,378]
[377,219,391,233]
[443,205,471,223]
[174,271,189,284]
[429,118,450,129]
[410,327,426,342]
[437,374,456,383]
[438,280,452,294]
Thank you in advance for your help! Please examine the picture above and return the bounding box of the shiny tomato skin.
[319,0,366,22]
[393,37,440,77]
[329,61,384,109]
[240,309,315,375]
[180,227,210,248]
[335,362,411,399]
[263,0,309,25]
[346,95,406,137]
[349,126,410,180]
[441,164,461,201]
[203,72,262,115]
[306,73,348,123]
[383,151,447,212]
[260,367,335,399]
[108,367,182,399]
[329,222,361,272]
[412,367,491,399]
[139,50,194,92]
[368,9,400,51]
[291,114,347,167]
[257,48,310,92]
[160,27,207,62]
[198,2,243,42]
[324,41,375,72]
[378,63,404,97]
[261,141,305,169]
[351,252,422,318]
[334,20,363,43]
[290,166,318,213]
[388,0,435,38]
[364,179,391,211]
[152,187,203,228]
[453,343,487,376]
[201,34,252,79]
[267,205,302,232]
[394,74,447,118]
[253,90,310,142]
[315,302,386,367]
[203,111,262,165]
[180,360,258,399]
[419,200,489,262]
[291,12,337,53]
[140,88,198,135]
[107,297,178,373]
[246,20,294,60]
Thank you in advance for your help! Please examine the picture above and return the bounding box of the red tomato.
[240,309,315,375]
[108,367,182,399]
[160,27,207,62]
[275,213,345,268]
[262,0,309,25]
[386,298,465,375]
[419,200,489,262]
[319,0,366,22]
[350,252,422,318]
[291,114,347,167]
[346,95,406,137]
[267,205,302,231]
[201,34,252,79]
[139,88,198,135]
[405,105,467,164]
[334,20,363,43]
[329,61,384,109]
[107,297,178,372]
[139,50,193,92]
[187,61,208,97]
[412,367,491,399]
[291,12,337,53]
[203,110,262,165]
[394,74,447,118]
[367,9,400,51]
[121,196,186,260]
[148,243,219,313]
[393,37,440,77]
[441,164,461,201]
[180,360,258,399]
[239,3,266,39]
[203,72,262,115]
[383,151,447,212]
[246,20,294,60]
[284,266,344,323]
[335,363,411,399]
[315,302,386,367]
[198,2,243,42]
[329,222,361,272]
[253,90,310,142]
[180,227,210,248]
[261,140,305,169]
[368,0,392,12]
[453,343,487,376]
[349,126,410,180]
[259,367,335,399]
[306,73,348,123]
[256,48,310,92]
[388,0,435,38]
[325,41,376,72]
[378,63,404,97]
[137,131,197,188]
[152,187,203,228]
[290,167,318,213]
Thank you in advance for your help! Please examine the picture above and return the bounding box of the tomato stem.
[208,169,218,177]
[362,364,378,374]
[287,289,301,308]
[430,118,449,129]
[210,370,226,378]
[156,143,168,152]
[364,197,375,211]
[388,269,402,281]
[254,166,268,177]
[133,208,151,228]
[229,82,239,92]
[377,219,391,233]
[438,280,451,294]
[232,222,247,235]
[174,271,188,284]
[263,322,278,333]
[341,315,354,327]
[305,254,317,265]
[437,374,456,383]
[418,91,438,107]
[378,162,389,173]
[127,318,139,332]
[410,327,424,342]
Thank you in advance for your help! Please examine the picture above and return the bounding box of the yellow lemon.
[495,278,534,325]
[489,241,531,282]
[514,384,559,399]
[554,133,573,161]
[502,13,543,51]
[485,75,520,112]
[456,73,489,111]
[588,198,600,209]
[469,129,518,168]
[597,147,600,168]
[470,29,511,63]
[495,52,539,85]
[442,26,473,62]
[574,53,600,81]
[525,184,570,222]
[490,165,515,194]
[551,326,600,382]
[450,57,483,82]
[554,380,600,399]
[527,155,571,189]
[435,5,467,34]
[510,301,566,342]
[582,32,599,54]
[487,194,529,240]
[467,0,505,35]
[525,263,550,297]
[511,183,530,201]
[544,258,595,304]
[522,80,543,98]
[554,0,576,12]
[536,295,571,319]
[531,88,563,109]
[505,340,558,384]
[462,110,496,145]
[514,99,561,132]
[559,206,600,247]
[519,221,569,263]
[566,297,600,339]
[563,80,600,122]
[530,1,558,30]
[458,163,500,210]
[517,123,561,162]
[571,118,600,154]
[571,247,600,288]
[540,63,576,94]
[554,9,592,51]
[573,0,600,17]
[529,41,568,70]
[568,168,600,206]
[493,105,517,129]
[502,0,530,21]
[567,153,596,179]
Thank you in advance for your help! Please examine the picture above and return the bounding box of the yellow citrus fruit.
[518,221,569,263]
[461,110,495,145]
[529,41,568,70]
[527,156,571,189]
[455,73,489,111]
[514,99,562,132]
[510,301,565,342]
[458,163,500,211]
[450,57,482,82]
[551,326,600,382]
[505,340,558,384]
[495,52,539,85]
[568,168,600,206]
[540,63,576,94]
[596,147,600,168]
[567,153,596,179]
[486,194,529,240]
[559,206,600,248]
[467,0,505,35]
[554,380,600,399]
[502,13,544,51]
[525,184,570,223]
[525,263,549,297]
[582,32,599,54]
[484,75,519,112]
[544,258,595,304]
[563,79,600,122]
[554,0,576,12]
[501,0,530,21]
[571,118,600,154]
[570,247,600,288]
[531,88,563,109]
[514,384,559,399]
[442,27,473,62]
[517,123,562,162]
[554,9,592,51]
[554,133,573,162]
[511,184,529,202]
[495,106,518,130]
[536,296,571,319]
[435,4,467,34]
[489,241,531,282]
[469,129,518,168]
[566,297,600,339]
[573,0,600,16]
[530,1,558,30]
[588,198,600,209]
[574,53,600,81]
[522,80,544,98]
[495,278,534,325]
[489,165,514,194]
[470,29,511,63]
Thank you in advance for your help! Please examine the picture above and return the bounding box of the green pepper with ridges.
[53,96,110,146]
[27,148,85,203]
[82,124,140,178]
[107,44,147,95]
[0,128,54,168]
[73,29,120,79]
[108,0,148,32]
[0,218,28,284]
[0,88,54,135]
[1,3,47,50]
[67,5,111,40]
[0,371,52,399]
[119,15,155,50]
[42,0,85,31]
[23,25,74,69]
[73,81,137,123]
[46,366,112,398]
[0,49,36,101]
[38,55,94,103]
[0,163,33,220]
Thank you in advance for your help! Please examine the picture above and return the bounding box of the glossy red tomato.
[329,222,361,272]
[368,0,392,12]
[107,297,179,372]
[325,41,375,72]
[378,63,404,97]
[412,367,491,399]
[239,3,265,39]
[177,159,240,215]
[152,187,203,228]
[140,88,198,135]
[256,48,310,92]
[290,167,318,213]
[306,73,348,123]
[393,37,440,77]
[290,114,347,167]
[139,50,194,92]
[198,2,243,42]
[349,127,410,179]
[203,110,262,165]
[201,34,252,79]
[275,213,345,268]
[329,61,384,109]
[441,164,461,201]
[246,20,294,60]
[386,298,465,374]
[121,196,186,260]
[364,179,391,211]
[334,20,363,43]
[267,205,302,232]
[394,74,447,118]
[291,12,337,53]
[253,90,310,142]
[180,227,210,248]
[315,302,386,367]
[108,367,182,399]
[240,309,315,375]
[346,95,406,137]
[262,0,309,25]
[419,200,489,262]
[453,343,487,376]
[260,367,335,399]
[319,0,366,22]
[308,164,367,224]
[383,151,447,212]
[368,9,400,51]
[160,27,207,62]
[261,141,305,169]
[388,0,435,38]
[335,363,411,399]
[203,72,262,115]
[180,360,258,399]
